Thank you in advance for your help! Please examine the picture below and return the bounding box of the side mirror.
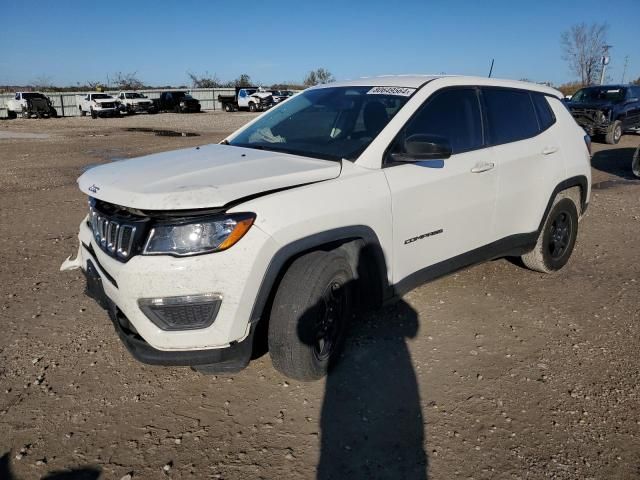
[391,134,452,164]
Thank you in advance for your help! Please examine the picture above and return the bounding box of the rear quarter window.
[483,88,539,145]
[531,93,556,131]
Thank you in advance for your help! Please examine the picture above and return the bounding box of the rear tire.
[50,108,57,118]
[521,196,579,273]
[605,120,622,145]
[224,103,232,112]
[7,110,17,119]
[268,250,354,381]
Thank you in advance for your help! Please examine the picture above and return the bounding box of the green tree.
[303,68,334,86]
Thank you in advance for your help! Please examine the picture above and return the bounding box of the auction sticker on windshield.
[367,86,416,97]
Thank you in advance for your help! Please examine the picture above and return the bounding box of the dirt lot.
[0,112,639,480]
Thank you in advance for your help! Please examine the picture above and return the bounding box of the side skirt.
[392,232,538,297]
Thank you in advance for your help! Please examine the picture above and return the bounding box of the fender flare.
[537,175,589,233]
[248,226,390,324]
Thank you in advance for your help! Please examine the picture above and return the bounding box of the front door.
[384,88,497,287]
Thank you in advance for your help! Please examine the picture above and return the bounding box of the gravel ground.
[0,113,639,480]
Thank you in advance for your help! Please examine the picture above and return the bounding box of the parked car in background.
[76,93,119,118]
[62,75,591,381]
[116,91,157,115]
[269,90,294,104]
[154,91,201,113]
[218,87,274,112]
[7,92,57,118]
[566,85,640,144]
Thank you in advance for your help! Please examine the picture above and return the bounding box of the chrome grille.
[89,207,137,259]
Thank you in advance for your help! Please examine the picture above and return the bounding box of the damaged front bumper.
[60,218,276,372]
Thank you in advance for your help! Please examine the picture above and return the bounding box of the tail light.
[584,134,592,155]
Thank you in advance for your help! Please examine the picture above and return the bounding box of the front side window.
[229,86,411,161]
[483,88,539,145]
[394,88,483,155]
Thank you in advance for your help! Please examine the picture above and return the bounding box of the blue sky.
[1,0,638,87]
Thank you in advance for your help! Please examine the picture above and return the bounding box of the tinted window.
[531,93,555,131]
[483,88,539,144]
[631,87,640,100]
[402,88,483,154]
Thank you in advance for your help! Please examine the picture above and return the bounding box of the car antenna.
[488,59,495,78]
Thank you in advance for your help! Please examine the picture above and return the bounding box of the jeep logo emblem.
[88,184,100,193]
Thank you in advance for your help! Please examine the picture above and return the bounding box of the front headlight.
[143,214,255,256]
[180,101,186,106]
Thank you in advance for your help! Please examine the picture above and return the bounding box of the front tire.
[521,196,579,273]
[268,250,354,381]
[605,120,622,145]
[91,108,97,119]
[248,102,256,112]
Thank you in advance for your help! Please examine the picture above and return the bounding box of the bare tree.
[303,68,334,86]
[561,23,608,86]
[187,71,221,88]
[32,75,54,91]
[86,80,103,91]
[112,71,144,90]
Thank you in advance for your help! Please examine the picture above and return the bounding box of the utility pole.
[600,44,612,85]
[621,55,629,83]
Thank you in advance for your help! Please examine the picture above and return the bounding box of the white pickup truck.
[62,75,591,381]
[76,93,119,118]
[7,92,57,118]
[116,91,157,115]
[218,87,274,112]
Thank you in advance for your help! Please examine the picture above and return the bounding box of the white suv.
[61,75,591,381]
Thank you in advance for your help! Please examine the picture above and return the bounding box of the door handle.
[470,162,495,173]
[542,146,559,155]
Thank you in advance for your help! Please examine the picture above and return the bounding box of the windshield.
[572,87,627,103]
[92,94,111,99]
[229,86,413,161]
[22,93,46,99]
[125,92,146,99]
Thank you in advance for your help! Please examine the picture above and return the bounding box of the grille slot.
[89,206,139,260]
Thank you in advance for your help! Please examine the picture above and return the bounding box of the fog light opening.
[138,293,222,331]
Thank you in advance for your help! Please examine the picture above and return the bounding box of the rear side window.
[483,88,539,145]
[402,88,483,154]
[531,93,555,131]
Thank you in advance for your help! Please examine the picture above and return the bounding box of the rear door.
[384,87,498,286]
[483,88,565,238]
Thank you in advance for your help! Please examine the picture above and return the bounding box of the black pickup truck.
[566,85,640,144]
[153,91,201,113]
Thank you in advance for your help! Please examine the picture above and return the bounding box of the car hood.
[78,144,341,210]
[251,92,273,99]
